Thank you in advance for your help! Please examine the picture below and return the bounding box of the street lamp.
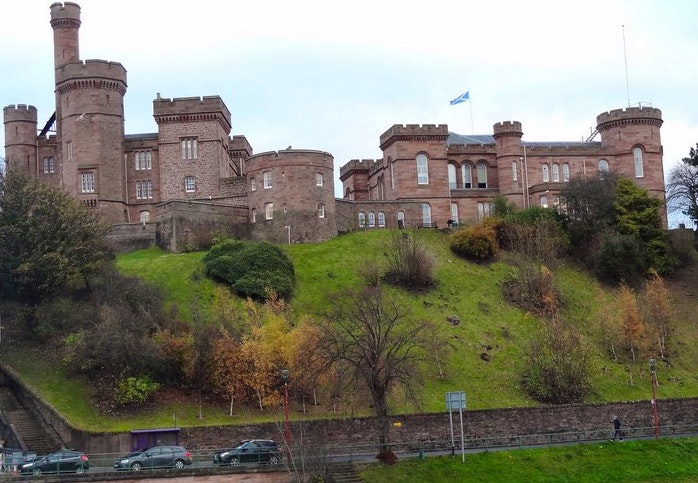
[281,369,291,446]
[649,358,660,440]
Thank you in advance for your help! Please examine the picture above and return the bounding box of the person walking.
[612,415,623,441]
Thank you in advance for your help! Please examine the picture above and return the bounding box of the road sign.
[446,391,466,410]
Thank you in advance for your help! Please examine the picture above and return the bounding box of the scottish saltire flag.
[450,90,470,106]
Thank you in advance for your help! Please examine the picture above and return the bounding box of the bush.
[203,239,295,300]
[114,375,161,406]
[382,231,435,289]
[450,224,498,260]
[502,263,562,317]
[593,233,644,285]
[520,319,593,404]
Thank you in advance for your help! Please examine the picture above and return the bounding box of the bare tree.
[666,148,698,228]
[316,287,432,458]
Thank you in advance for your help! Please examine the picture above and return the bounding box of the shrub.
[520,319,593,404]
[593,232,644,285]
[203,239,295,300]
[450,224,498,260]
[114,375,161,406]
[382,231,435,289]
[502,263,562,317]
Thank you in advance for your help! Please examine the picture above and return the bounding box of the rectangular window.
[265,202,274,220]
[136,181,142,199]
[251,177,256,191]
[263,171,272,189]
[512,161,518,182]
[67,141,73,160]
[146,180,153,198]
[43,157,55,173]
[181,139,198,160]
[185,176,196,192]
[318,203,325,218]
[316,173,324,186]
[81,172,95,192]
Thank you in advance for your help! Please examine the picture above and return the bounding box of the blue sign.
[446,391,466,410]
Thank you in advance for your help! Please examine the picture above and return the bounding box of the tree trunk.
[372,386,390,453]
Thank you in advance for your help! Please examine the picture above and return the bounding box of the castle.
[3,2,666,252]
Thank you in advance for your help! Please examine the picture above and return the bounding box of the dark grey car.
[113,445,193,471]
[213,439,282,466]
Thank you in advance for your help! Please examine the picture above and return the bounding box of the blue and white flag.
[450,90,470,106]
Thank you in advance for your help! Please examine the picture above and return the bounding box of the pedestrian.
[612,415,623,441]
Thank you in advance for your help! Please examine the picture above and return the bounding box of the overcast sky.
[2,0,696,227]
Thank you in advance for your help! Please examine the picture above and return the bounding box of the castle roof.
[447,133,494,145]
[447,132,601,149]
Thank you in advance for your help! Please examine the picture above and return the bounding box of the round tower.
[51,1,128,223]
[246,149,336,244]
[596,106,664,203]
[50,2,81,72]
[3,104,38,173]
[493,121,524,207]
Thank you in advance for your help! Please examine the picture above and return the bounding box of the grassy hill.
[2,228,697,431]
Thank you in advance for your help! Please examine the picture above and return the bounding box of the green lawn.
[359,437,698,482]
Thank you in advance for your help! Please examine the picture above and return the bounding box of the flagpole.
[468,87,474,134]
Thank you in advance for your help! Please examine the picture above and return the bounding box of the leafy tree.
[203,239,294,300]
[0,170,111,305]
[316,287,433,458]
[642,271,673,360]
[614,177,678,275]
[666,144,698,228]
[616,284,649,362]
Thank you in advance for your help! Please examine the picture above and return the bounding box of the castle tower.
[153,95,232,201]
[596,107,665,207]
[247,149,336,243]
[52,2,129,223]
[493,121,524,207]
[3,104,38,173]
[50,2,81,71]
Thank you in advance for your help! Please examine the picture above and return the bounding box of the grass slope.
[2,229,697,430]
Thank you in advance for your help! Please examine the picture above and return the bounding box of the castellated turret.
[50,2,81,71]
[53,1,128,223]
[246,149,336,243]
[493,121,524,205]
[596,106,664,201]
[3,105,38,172]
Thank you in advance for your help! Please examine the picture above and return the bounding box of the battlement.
[339,159,379,178]
[379,124,449,149]
[596,106,663,131]
[50,2,81,26]
[3,104,38,122]
[492,121,523,138]
[56,59,127,86]
[153,95,232,131]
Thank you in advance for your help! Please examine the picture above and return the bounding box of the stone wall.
[107,222,157,253]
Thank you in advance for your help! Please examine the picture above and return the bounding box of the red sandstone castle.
[3,3,666,251]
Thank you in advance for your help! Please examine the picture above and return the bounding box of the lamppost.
[649,358,660,440]
[281,369,291,446]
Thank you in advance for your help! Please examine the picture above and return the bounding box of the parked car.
[113,445,193,471]
[213,439,282,466]
[19,450,89,476]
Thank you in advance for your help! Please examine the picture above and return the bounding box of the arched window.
[397,211,405,229]
[389,158,395,190]
[462,164,472,189]
[368,212,376,227]
[477,202,491,219]
[541,195,548,208]
[512,161,518,183]
[450,202,459,223]
[448,164,457,189]
[345,187,351,199]
[634,147,644,178]
[358,212,366,228]
[378,212,386,227]
[542,164,550,182]
[598,159,609,172]
[552,164,559,182]
[416,153,429,184]
[421,203,432,225]
[251,208,256,223]
[250,177,256,191]
[562,163,570,181]
[477,162,487,188]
